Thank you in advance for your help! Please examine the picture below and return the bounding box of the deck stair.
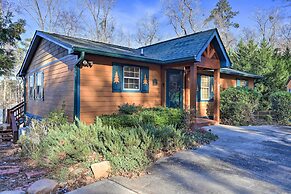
[0,102,25,143]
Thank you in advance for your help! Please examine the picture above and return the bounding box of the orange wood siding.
[80,55,161,124]
[25,39,77,120]
[220,74,254,90]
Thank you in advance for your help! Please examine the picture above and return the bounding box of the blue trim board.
[74,66,80,120]
[25,112,42,120]
[74,52,84,120]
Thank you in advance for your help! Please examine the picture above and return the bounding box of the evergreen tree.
[230,39,258,73]
[204,0,239,49]
[230,39,290,96]
[0,9,25,75]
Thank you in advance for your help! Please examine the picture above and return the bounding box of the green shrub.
[20,108,218,180]
[270,91,291,124]
[220,87,261,126]
[118,103,142,115]
[101,107,186,129]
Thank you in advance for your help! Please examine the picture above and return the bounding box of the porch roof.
[220,68,262,79]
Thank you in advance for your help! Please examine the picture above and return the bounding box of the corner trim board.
[74,52,84,120]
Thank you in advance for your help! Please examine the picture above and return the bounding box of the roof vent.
[140,48,144,56]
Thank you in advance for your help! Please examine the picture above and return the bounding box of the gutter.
[74,51,85,121]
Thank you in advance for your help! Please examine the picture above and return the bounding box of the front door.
[166,69,183,108]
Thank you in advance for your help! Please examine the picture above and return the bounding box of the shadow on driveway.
[111,125,291,194]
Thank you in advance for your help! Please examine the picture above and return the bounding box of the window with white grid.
[201,75,210,100]
[123,66,140,90]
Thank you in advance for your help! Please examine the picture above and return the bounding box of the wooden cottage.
[17,28,261,124]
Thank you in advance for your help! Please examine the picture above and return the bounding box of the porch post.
[161,66,166,106]
[190,64,197,112]
[214,69,220,123]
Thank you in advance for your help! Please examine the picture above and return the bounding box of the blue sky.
[11,0,290,43]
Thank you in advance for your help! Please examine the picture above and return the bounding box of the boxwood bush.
[270,91,291,124]
[220,87,261,126]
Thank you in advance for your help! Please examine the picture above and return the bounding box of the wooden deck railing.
[6,102,25,143]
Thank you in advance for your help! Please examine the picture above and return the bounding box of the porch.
[161,44,221,125]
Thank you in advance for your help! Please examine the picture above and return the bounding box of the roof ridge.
[138,28,217,49]
[37,30,136,51]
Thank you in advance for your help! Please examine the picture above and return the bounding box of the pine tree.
[230,39,290,96]
[204,0,239,49]
[0,8,25,75]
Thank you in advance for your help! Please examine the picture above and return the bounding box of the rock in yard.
[91,161,111,179]
[0,191,25,194]
[26,178,58,194]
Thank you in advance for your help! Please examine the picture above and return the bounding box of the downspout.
[74,51,85,121]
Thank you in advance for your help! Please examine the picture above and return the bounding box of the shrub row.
[220,87,291,125]
[19,106,218,180]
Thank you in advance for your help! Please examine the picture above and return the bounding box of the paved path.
[70,125,291,194]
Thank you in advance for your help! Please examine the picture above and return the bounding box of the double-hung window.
[29,74,35,99]
[36,71,44,100]
[201,75,210,100]
[123,66,140,91]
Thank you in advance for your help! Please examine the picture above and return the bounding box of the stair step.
[0,130,13,133]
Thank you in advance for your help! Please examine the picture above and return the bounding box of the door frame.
[166,69,184,108]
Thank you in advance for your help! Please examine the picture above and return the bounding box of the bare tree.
[85,0,115,43]
[254,9,280,44]
[163,0,202,37]
[18,0,62,32]
[56,10,84,36]
[136,16,160,46]
[114,29,133,47]
[253,8,291,49]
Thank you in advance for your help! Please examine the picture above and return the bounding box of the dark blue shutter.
[141,67,149,93]
[236,79,240,87]
[197,74,201,102]
[112,64,123,92]
[210,76,214,100]
[245,80,249,88]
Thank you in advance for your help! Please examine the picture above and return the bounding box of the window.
[237,79,248,88]
[29,74,35,99]
[201,75,210,100]
[36,72,44,100]
[123,66,140,90]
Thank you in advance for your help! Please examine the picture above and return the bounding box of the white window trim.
[29,74,35,99]
[123,66,140,91]
[201,75,210,101]
[35,71,44,100]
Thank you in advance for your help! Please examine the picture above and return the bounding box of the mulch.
[0,142,47,192]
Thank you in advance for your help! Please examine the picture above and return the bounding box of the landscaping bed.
[14,105,218,192]
[0,142,47,192]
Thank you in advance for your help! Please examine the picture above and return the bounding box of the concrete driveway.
[71,125,291,194]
